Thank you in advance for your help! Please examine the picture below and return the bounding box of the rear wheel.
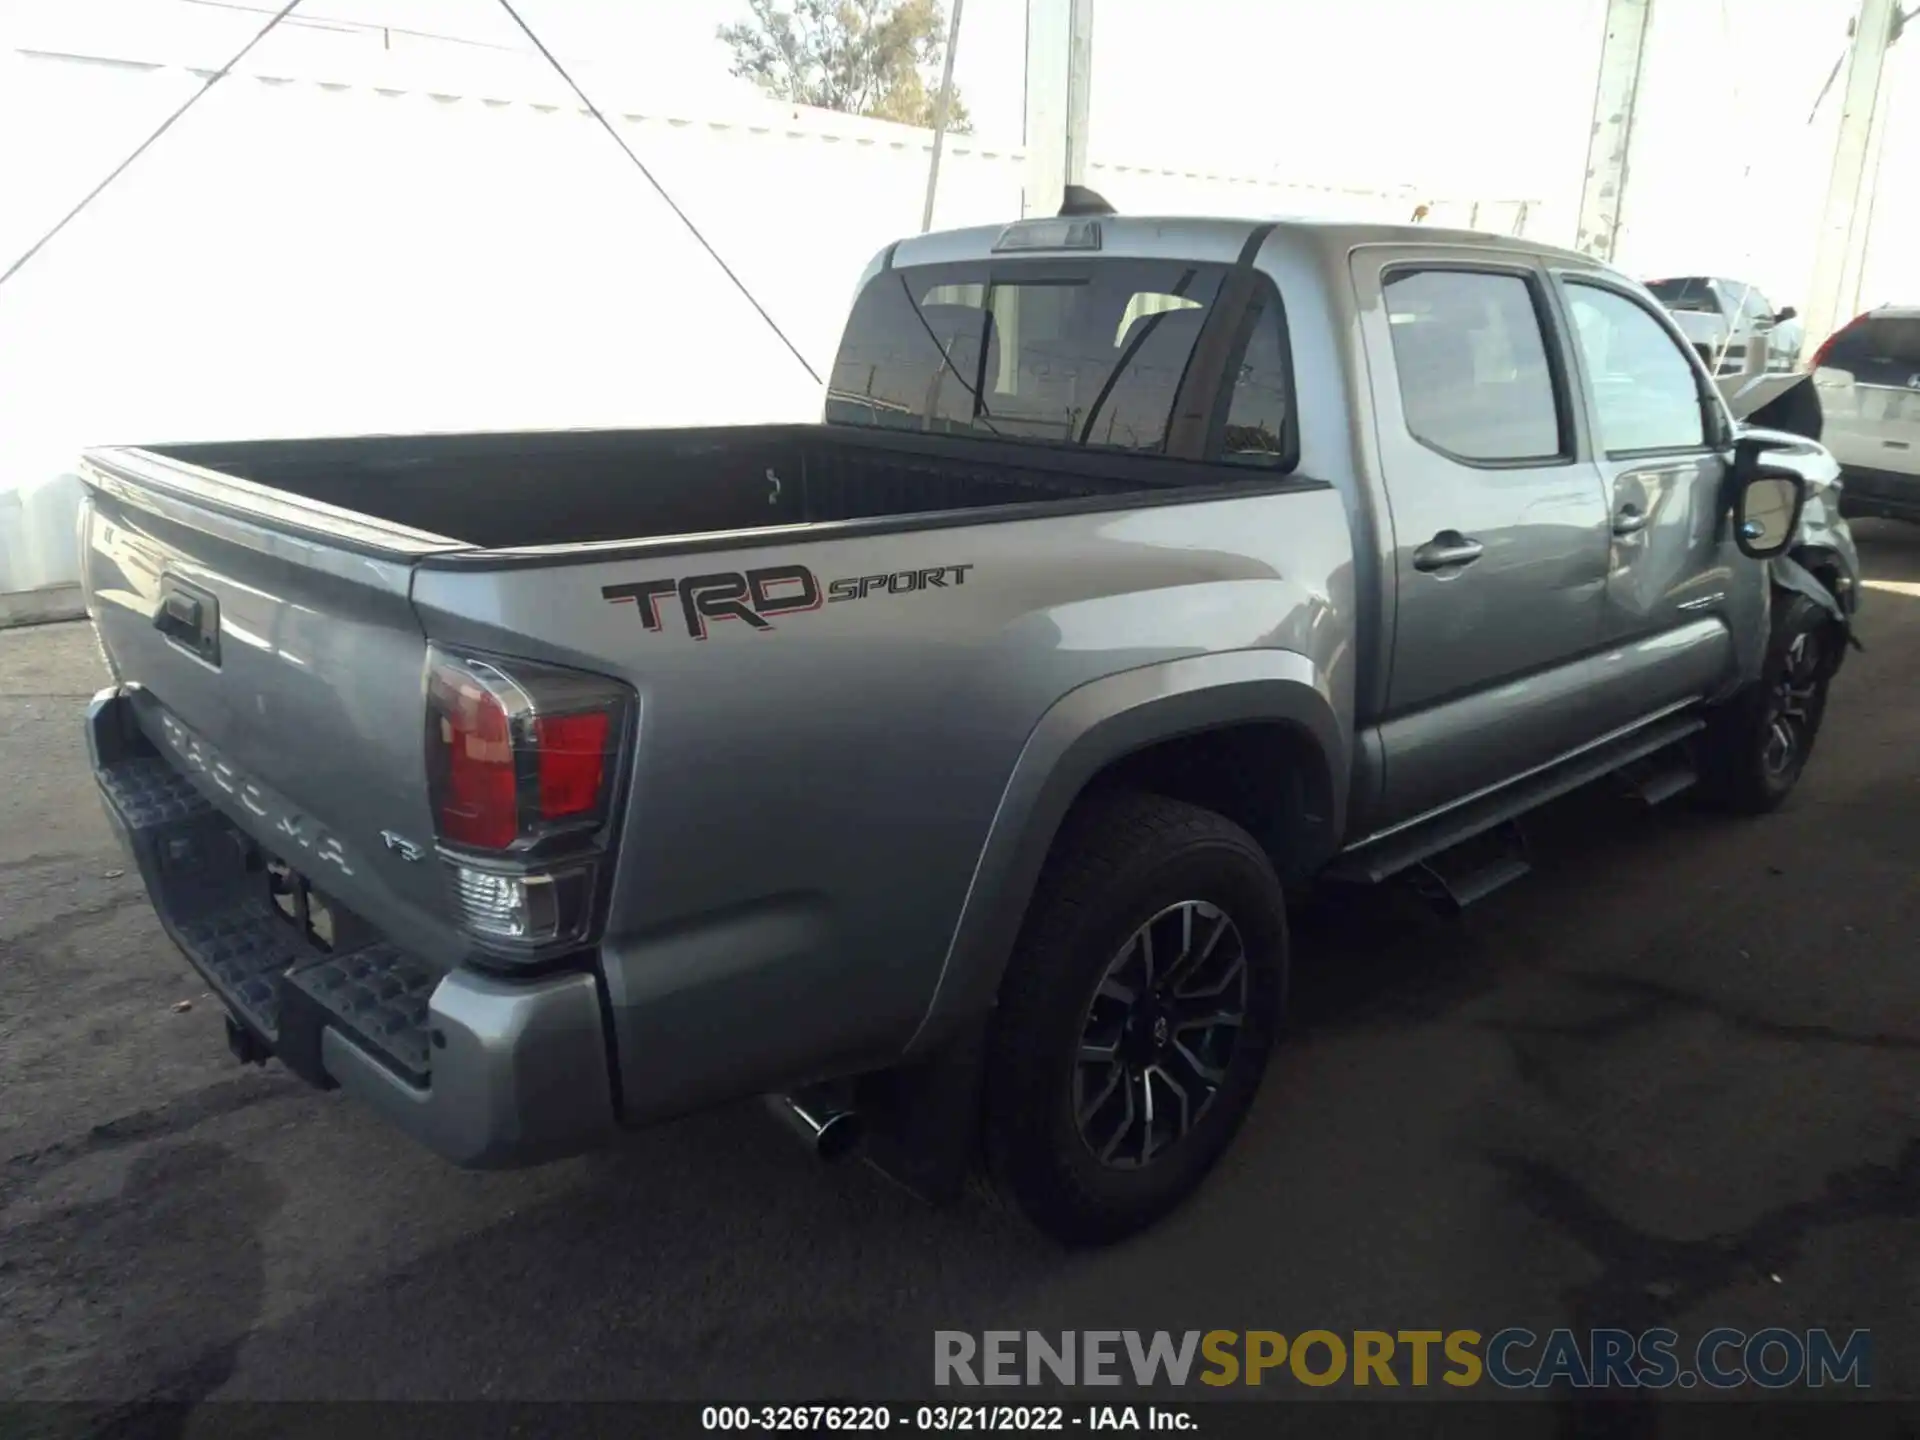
[983,791,1287,1246]
[1697,592,1837,814]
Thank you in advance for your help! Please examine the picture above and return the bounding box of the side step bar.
[1405,819,1531,915]
[1613,751,1701,807]
[1328,711,1708,890]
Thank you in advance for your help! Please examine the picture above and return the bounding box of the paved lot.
[2,525,1917,1415]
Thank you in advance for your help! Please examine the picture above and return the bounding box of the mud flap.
[1771,553,1860,658]
[856,1019,987,1206]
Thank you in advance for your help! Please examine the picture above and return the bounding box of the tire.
[983,789,1288,1246]
[1696,592,1838,815]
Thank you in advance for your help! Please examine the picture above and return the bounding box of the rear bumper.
[86,685,618,1169]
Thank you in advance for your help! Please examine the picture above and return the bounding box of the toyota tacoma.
[78,202,1860,1244]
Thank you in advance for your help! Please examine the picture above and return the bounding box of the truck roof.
[891,213,1606,274]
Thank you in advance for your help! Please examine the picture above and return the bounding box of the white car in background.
[1812,306,1920,523]
[1647,276,1803,376]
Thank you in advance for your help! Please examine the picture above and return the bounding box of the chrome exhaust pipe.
[765,1089,862,1161]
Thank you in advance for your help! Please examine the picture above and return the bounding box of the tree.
[719,0,972,133]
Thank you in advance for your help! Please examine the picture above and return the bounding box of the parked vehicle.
[1811,305,1920,522]
[79,206,1861,1245]
[1648,275,1803,376]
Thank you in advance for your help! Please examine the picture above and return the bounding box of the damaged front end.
[1722,370,1863,660]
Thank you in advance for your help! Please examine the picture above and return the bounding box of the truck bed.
[150,424,1180,551]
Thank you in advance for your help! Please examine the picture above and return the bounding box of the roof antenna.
[1060,185,1116,217]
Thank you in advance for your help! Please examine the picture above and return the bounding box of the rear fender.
[903,649,1343,1055]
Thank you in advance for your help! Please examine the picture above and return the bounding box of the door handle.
[155,577,220,666]
[1412,532,1485,573]
[161,592,201,631]
[1613,503,1651,536]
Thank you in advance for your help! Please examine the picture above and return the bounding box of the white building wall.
[0,39,1529,598]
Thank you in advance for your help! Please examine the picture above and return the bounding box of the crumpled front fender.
[1739,421,1863,655]
[1771,540,1862,671]
[1771,552,1854,639]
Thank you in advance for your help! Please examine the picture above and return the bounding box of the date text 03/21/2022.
[702,1406,1188,1432]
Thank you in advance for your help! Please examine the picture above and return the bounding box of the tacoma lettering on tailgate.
[157,712,356,877]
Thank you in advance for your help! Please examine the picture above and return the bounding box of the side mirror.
[1774,305,1798,324]
[1730,438,1807,559]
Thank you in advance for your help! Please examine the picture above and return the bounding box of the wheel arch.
[1772,545,1855,673]
[1782,542,1851,614]
[904,649,1345,1056]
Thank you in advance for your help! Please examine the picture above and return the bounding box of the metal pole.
[1800,0,1899,360]
[1574,0,1655,262]
[921,0,966,233]
[1064,0,1093,190]
[1835,12,1897,338]
[1022,0,1093,219]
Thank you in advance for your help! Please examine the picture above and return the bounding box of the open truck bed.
[145,424,1183,551]
[75,372,1329,1171]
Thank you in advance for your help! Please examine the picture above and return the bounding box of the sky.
[4,0,1912,320]
[4,0,1879,209]
[301,0,1601,193]
[4,0,1915,534]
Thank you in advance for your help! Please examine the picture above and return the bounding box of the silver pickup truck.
[79,208,1861,1245]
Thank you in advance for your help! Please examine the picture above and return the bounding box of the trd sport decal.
[604,562,975,640]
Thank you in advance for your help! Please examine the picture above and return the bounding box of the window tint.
[1647,277,1720,315]
[1565,282,1707,453]
[827,259,1242,458]
[1825,314,1920,368]
[1383,269,1563,463]
[1219,296,1291,467]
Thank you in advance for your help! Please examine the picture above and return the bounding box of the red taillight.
[1809,312,1868,370]
[425,649,627,854]
[534,711,610,821]
[434,674,519,850]
[423,648,630,961]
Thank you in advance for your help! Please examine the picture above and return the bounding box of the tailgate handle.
[155,579,220,666]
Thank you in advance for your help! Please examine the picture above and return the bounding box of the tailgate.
[1819,379,1920,484]
[1815,312,1920,484]
[79,449,468,968]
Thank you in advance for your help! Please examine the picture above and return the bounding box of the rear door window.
[1381,268,1565,464]
[827,258,1293,467]
[1220,296,1291,466]
[1822,314,1920,387]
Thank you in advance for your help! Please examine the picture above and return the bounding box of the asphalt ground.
[2,524,1916,1422]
